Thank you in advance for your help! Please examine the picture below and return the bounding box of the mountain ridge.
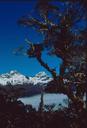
[0,70,52,86]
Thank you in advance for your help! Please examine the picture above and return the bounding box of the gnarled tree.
[18,0,87,110]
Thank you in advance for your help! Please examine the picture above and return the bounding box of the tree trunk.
[37,56,84,110]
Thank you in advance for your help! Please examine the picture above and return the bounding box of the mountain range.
[0,70,52,86]
[0,70,52,97]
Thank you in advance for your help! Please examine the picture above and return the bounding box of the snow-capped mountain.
[0,70,52,86]
[32,72,52,86]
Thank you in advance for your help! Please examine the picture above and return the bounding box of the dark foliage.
[0,92,87,128]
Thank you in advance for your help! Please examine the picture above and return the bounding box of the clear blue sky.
[0,1,61,76]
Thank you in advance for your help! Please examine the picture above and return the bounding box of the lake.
[18,93,68,111]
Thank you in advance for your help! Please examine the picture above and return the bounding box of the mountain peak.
[35,71,48,78]
[33,71,52,86]
[9,70,20,75]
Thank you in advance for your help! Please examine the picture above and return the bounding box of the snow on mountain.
[0,70,52,86]
[0,70,31,86]
[32,72,52,86]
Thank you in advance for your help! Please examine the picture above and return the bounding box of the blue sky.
[0,1,61,76]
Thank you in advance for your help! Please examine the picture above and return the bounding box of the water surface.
[18,93,68,110]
